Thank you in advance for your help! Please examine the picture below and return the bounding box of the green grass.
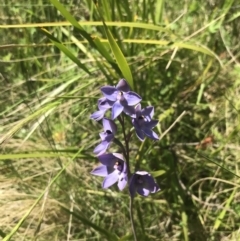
[1,0,240,240]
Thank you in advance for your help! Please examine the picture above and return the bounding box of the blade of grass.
[155,0,164,24]
[213,188,237,230]
[198,153,240,179]
[48,0,121,76]
[0,152,85,160]
[196,59,213,104]
[151,170,166,177]
[181,211,189,241]
[0,21,171,33]
[40,28,91,75]
[94,3,134,89]
[0,102,59,145]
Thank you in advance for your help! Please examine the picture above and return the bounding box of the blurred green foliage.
[1,0,240,240]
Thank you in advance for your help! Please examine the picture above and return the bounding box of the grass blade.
[213,188,237,230]
[94,3,134,89]
[48,0,120,75]
[40,28,91,75]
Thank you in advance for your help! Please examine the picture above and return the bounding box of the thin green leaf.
[198,153,240,179]
[40,28,91,75]
[213,188,237,230]
[94,4,134,89]
[151,170,166,177]
[155,0,165,24]
[0,21,171,33]
[0,152,85,160]
[49,0,120,75]
[93,36,114,63]
[49,0,85,30]
[118,234,133,241]
[181,211,189,241]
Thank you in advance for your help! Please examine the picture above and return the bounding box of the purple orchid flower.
[132,104,159,141]
[129,171,160,197]
[93,118,117,156]
[90,97,114,121]
[101,79,142,120]
[91,153,128,190]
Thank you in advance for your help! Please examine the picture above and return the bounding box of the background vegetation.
[1,0,240,240]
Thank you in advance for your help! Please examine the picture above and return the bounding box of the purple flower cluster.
[90,79,160,197]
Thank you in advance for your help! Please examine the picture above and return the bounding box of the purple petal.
[116,79,130,92]
[123,92,142,106]
[98,153,118,166]
[135,103,141,112]
[98,97,114,110]
[132,118,141,129]
[112,153,124,161]
[90,110,105,121]
[141,106,154,120]
[91,165,109,177]
[112,101,124,119]
[151,183,160,193]
[143,174,160,193]
[129,170,159,197]
[118,175,127,191]
[93,141,110,155]
[101,86,118,101]
[143,129,159,140]
[123,105,136,118]
[99,131,114,142]
[99,132,108,140]
[135,128,145,141]
[129,174,138,197]
[102,118,117,134]
[102,171,119,189]
[137,187,151,196]
[144,120,158,129]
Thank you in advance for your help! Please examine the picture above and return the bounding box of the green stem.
[118,114,131,176]
[129,197,137,241]
[118,114,137,240]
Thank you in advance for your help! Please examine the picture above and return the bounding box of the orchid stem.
[118,114,131,176]
[118,114,137,240]
[129,196,137,241]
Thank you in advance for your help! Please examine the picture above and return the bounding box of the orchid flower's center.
[114,161,123,173]
[137,175,144,184]
[106,130,112,135]
[99,100,106,106]
[117,91,124,101]
[138,115,146,126]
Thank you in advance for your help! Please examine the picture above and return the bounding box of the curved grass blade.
[151,170,166,177]
[40,28,91,75]
[121,39,222,66]
[94,4,134,89]
[198,153,240,179]
[0,102,59,145]
[49,0,120,76]
[118,234,133,241]
[213,188,237,230]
